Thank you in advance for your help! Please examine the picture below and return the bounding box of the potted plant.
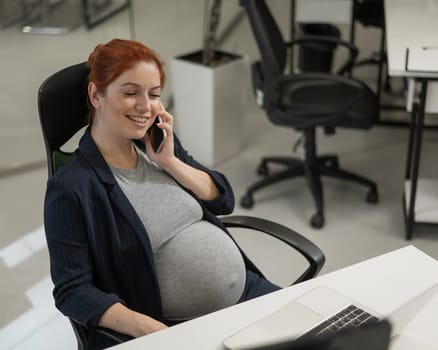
[171,0,248,166]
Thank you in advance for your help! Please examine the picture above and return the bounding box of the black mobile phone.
[148,116,167,153]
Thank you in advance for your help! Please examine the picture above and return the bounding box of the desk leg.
[406,79,427,240]
[405,102,417,179]
[348,0,356,78]
[289,0,296,71]
[376,23,386,105]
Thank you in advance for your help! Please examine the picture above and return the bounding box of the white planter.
[171,51,248,166]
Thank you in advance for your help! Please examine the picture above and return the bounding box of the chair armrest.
[220,215,325,284]
[286,37,358,75]
[95,326,132,343]
[70,318,132,348]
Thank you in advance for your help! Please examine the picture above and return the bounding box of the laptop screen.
[249,320,391,350]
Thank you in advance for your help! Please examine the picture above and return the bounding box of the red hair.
[86,38,165,121]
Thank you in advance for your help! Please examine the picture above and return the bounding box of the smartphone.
[148,116,167,153]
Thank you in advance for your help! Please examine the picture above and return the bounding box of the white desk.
[385,0,438,79]
[291,0,353,43]
[110,246,438,350]
[294,0,352,24]
[385,0,438,239]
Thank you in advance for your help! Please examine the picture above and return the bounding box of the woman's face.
[91,61,162,141]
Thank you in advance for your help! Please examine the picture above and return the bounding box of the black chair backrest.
[241,0,287,79]
[38,62,89,177]
[38,62,137,349]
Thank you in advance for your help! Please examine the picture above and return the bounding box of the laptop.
[249,320,391,350]
[223,283,438,350]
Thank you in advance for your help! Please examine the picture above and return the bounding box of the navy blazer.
[44,128,255,348]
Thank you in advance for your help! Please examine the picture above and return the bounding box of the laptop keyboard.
[302,305,380,338]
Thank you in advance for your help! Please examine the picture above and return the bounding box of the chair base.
[240,154,378,228]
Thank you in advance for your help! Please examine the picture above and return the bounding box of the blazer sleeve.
[44,177,124,328]
[172,135,235,215]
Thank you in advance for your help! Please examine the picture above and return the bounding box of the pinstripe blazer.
[44,128,252,348]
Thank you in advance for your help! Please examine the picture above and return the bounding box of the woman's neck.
[91,126,138,170]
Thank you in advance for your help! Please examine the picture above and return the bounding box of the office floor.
[1,1,438,350]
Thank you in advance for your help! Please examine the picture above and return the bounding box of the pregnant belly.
[154,221,246,321]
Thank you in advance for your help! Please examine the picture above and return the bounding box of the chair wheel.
[257,162,268,176]
[240,194,254,208]
[383,80,392,94]
[310,213,325,229]
[366,188,378,204]
[326,158,339,169]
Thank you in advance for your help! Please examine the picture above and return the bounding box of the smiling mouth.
[126,115,149,124]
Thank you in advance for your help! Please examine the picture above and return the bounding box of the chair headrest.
[38,62,89,151]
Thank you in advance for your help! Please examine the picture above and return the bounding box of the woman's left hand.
[145,103,220,201]
[145,102,175,168]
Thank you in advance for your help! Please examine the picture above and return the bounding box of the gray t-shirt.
[110,147,246,320]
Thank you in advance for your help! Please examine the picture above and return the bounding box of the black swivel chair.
[38,62,325,349]
[239,0,379,229]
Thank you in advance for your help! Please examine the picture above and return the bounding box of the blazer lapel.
[78,128,158,275]
[108,186,158,271]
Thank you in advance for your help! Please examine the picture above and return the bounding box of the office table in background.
[109,246,438,350]
[385,0,438,239]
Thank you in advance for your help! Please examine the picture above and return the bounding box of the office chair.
[38,62,325,349]
[239,0,379,228]
[350,0,391,102]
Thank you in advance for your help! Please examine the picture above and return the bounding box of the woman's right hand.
[135,312,168,336]
[99,302,168,338]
